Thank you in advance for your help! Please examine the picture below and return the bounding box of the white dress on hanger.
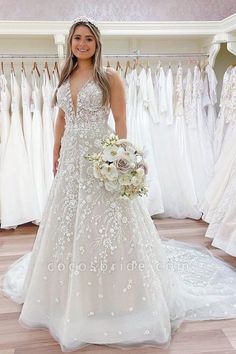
[0,72,39,228]
[2,77,236,352]
[205,154,236,257]
[192,66,214,204]
[201,67,236,221]
[133,67,164,215]
[0,74,11,165]
[184,67,209,205]
[152,66,199,219]
[21,70,33,165]
[213,66,233,160]
[42,69,54,197]
[0,74,11,222]
[126,68,138,141]
[31,70,46,222]
[172,66,200,218]
[203,65,217,145]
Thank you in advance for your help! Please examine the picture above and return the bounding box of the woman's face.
[71,25,97,61]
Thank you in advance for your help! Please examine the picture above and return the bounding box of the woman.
[2,16,236,352]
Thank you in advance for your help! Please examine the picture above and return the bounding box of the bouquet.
[85,134,148,199]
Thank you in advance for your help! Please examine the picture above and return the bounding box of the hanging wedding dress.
[203,64,217,145]
[31,70,46,222]
[42,69,54,197]
[2,76,236,352]
[126,68,138,141]
[213,66,235,160]
[0,74,11,222]
[201,67,236,222]
[21,69,33,164]
[154,66,200,219]
[0,72,39,228]
[205,154,236,256]
[131,67,164,215]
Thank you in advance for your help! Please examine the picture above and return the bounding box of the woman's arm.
[53,108,66,176]
[107,67,127,139]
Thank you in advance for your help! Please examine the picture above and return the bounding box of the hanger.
[116,61,122,71]
[124,60,131,78]
[1,61,4,74]
[44,62,51,79]
[32,62,40,77]
[133,57,143,69]
[54,61,60,77]
[146,60,150,70]
[21,62,26,75]
[11,62,15,74]
[168,61,171,69]
[106,60,111,68]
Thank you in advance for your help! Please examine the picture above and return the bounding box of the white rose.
[131,175,142,186]
[93,163,102,179]
[100,163,118,181]
[119,174,132,186]
[102,146,125,162]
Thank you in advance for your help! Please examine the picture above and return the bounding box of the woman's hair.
[54,20,110,106]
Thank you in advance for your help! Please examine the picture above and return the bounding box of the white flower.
[131,176,142,186]
[93,163,103,180]
[136,168,145,177]
[102,146,125,162]
[100,163,118,181]
[119,174,132,186]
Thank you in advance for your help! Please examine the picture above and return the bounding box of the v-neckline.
[68,77,93,117]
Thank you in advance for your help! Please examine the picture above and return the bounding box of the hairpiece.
[73,16,98,28]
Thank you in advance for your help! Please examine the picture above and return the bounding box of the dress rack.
[0,52,208,59]
[103,52,209,58]
[0,54,59,58]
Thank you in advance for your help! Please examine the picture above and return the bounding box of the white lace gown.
[154,66,200,219]
[0,72,39,228]
[131,68,164,215]
[0,74,11,222]
[201,67,236,222]
[203,64,217,145]
[205,155,236,256]
[21,70,33,164]
[2,78,236,352]
[214,66,235,161]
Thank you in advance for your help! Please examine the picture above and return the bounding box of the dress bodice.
[57,79,110,127]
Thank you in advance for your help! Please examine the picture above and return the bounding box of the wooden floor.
[0,218,236,354]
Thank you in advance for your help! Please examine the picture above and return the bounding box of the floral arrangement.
[85,134,148,199]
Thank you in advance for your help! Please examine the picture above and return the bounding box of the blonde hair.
[54,20,110,106]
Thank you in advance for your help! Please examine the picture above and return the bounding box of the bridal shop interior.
[0,0,236,353]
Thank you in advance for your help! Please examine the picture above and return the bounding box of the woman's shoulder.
[103,66,122,85]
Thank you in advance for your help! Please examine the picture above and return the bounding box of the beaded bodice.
[57,79,110,127]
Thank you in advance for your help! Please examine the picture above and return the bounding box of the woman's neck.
[76,59,94,72]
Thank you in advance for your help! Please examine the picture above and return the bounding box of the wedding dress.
[0,72,39,228]
[2,77,236,352]
[131,67,163,215]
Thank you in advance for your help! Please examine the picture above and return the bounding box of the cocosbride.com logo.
[47,259,190,273]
